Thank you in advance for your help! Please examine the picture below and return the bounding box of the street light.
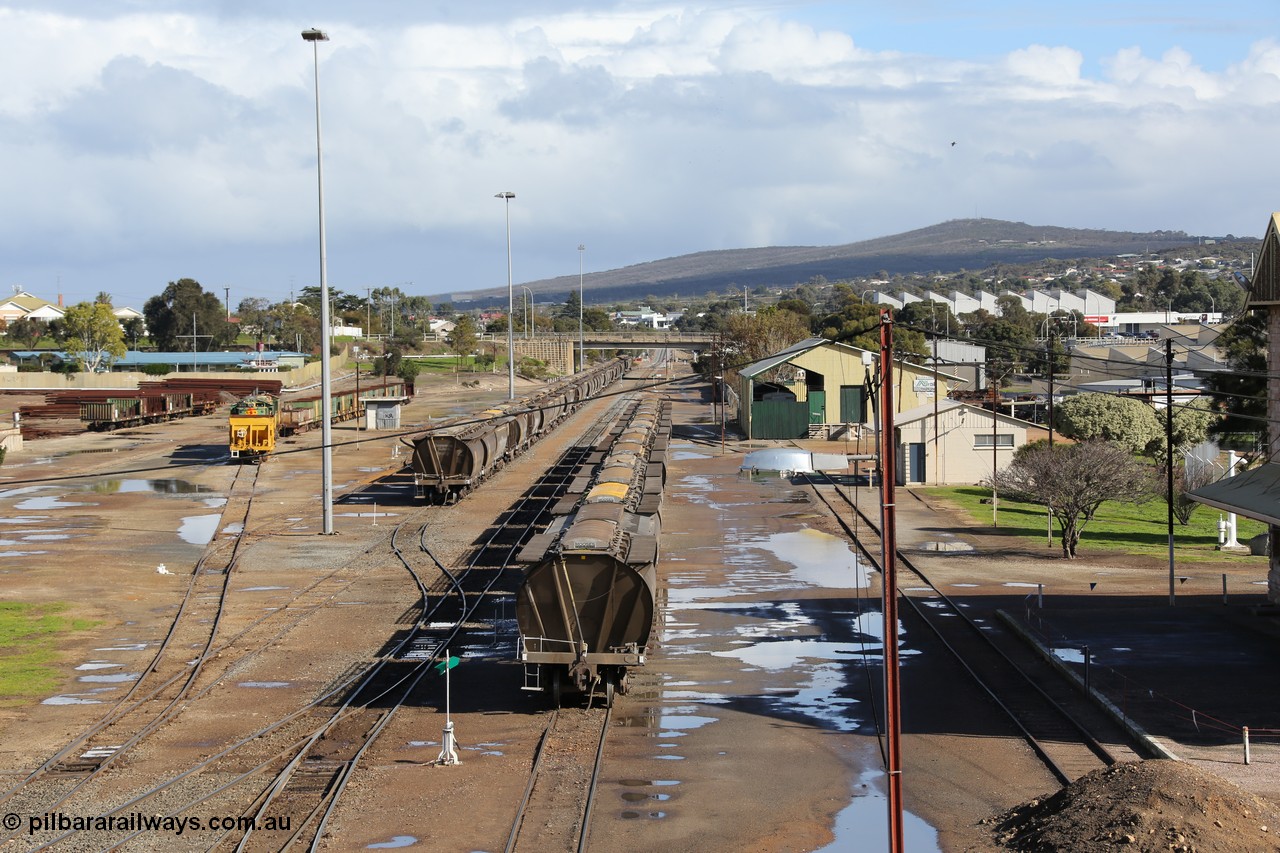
[578,244,585,372]
[302,26,335,536]
[520,285,535,339]
[496,191,515,400]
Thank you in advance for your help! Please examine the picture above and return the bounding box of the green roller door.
[839,386,865,423]
[751,401,809,439]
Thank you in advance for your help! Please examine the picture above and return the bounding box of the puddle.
[77,673,141,683]
[1003,582,1041,588]
[1051,647,1086,664]
[178,515,220,545]
[22,533,72,541]
[0,550,50,557]
[238,681,293,688]
[96,643,148,651]
[816,767,941,852]
[241,586,288,592]
[43,695,105,705]
[0,516,51,525]
[734,528,868,590]
[620,810,668,819]
[366,837,417,849]
[16,495,96,510]
[223,522,244,535]
[99,479,212,495]
[75,662,122,671]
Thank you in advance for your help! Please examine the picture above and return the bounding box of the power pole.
[1166,338,1176,606]
[878,310,905,853]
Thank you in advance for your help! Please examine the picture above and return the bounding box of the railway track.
[216,398,633,851]
[0,464,263,825]
[803,476,1149,785]
[505,705,612,853]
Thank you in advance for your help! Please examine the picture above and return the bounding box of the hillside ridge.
[438,218,1247,307]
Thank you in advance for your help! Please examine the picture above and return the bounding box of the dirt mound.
[987,760,1280,851]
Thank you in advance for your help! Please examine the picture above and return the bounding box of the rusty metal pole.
[879,310,905,853]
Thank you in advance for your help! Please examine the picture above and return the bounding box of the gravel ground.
[2,366,1278,852]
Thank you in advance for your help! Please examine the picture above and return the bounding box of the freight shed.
[734,337,962,441]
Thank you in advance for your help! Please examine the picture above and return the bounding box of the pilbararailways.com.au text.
[14,811,291,836]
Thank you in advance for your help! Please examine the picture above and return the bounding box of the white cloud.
[0,3,1275,307]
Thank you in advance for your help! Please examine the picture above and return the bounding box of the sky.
[3,1,1280,312]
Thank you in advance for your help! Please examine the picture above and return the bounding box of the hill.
[435,218,1249,308]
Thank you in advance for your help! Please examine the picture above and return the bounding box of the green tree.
[5,316,47,348]
[1056,393,1162,456]
[1155,398,1220,457]
[446,315,478,376]
[1203,310,1266,448]
[991,440,1154,558]
[236,297,274,345]
[143,278,237,352]
[61,302,126,372]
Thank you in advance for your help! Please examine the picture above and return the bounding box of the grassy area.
[918,486,1268,562]
[0,602,96,705]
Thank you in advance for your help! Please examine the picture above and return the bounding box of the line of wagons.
[229,378,406,462]
[404,357,627,503]
[515,393,670,706]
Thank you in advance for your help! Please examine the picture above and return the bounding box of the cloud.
[0,3,1275,308]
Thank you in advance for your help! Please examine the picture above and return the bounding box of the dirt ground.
[1,366,1278,853]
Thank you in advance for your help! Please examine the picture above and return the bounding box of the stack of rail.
[514,393,671,705]
[405,358,627,503]
[17,378,278,438]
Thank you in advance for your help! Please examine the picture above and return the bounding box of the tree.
[1056,393,1162,456]
[991,440,1154,558]
[1155,397,1220,457]
[1203,310,1266,449]
[5,316,48,348]
[143,278,237,352]
[446,315,478,377]
[724,307,810,367]
[237,297,274,345]
[61,301,126,373]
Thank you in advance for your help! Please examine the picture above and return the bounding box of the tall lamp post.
[496,191,515,400]
[577,244,585,372]
[520,285,535,338]
[302,26,335,536]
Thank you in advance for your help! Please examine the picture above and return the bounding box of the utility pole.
[224,286,231,321]
[991,377,999,527]
[1166,338,1176,606]
[878,310,905,853]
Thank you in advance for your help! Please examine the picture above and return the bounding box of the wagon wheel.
[603,675,616,708]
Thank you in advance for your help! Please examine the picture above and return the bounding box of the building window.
[974,433,1015,448]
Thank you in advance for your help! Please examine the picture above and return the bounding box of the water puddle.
[815,767,941,852]
[75,662,122,671]
[96,643,148,652]
[0,550,49,557]
[366,837,418,849]
[241,586,288,592]
[238,681,293,688]
[177,515,220,545]
[22,533,72,541]
[98,479,212,495]
[77,673,141,684]
[0,516,50,525]
[16,495,95,510]
[735,528,868,589]
[43,694,105,705]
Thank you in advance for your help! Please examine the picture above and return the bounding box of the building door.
[839,385,864,423]
[908,442,926,483]
[808,391,826,425]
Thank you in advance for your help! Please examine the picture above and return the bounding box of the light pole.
[520,285,535,339]
[496,191,515,400]
[302,26,335,535]
[577,244,585,372]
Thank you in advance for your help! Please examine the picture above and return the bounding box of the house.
[894,399,1047,485]
[734,337,962,440]
[0,291,64,325]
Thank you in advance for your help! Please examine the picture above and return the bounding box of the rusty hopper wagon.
[514,394,671,706]
[404,357,626,503]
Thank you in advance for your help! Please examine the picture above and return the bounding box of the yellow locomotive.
[228,393,279,463]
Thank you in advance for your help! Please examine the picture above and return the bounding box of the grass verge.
[916,486,1268,562]
[0,602,97,705]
